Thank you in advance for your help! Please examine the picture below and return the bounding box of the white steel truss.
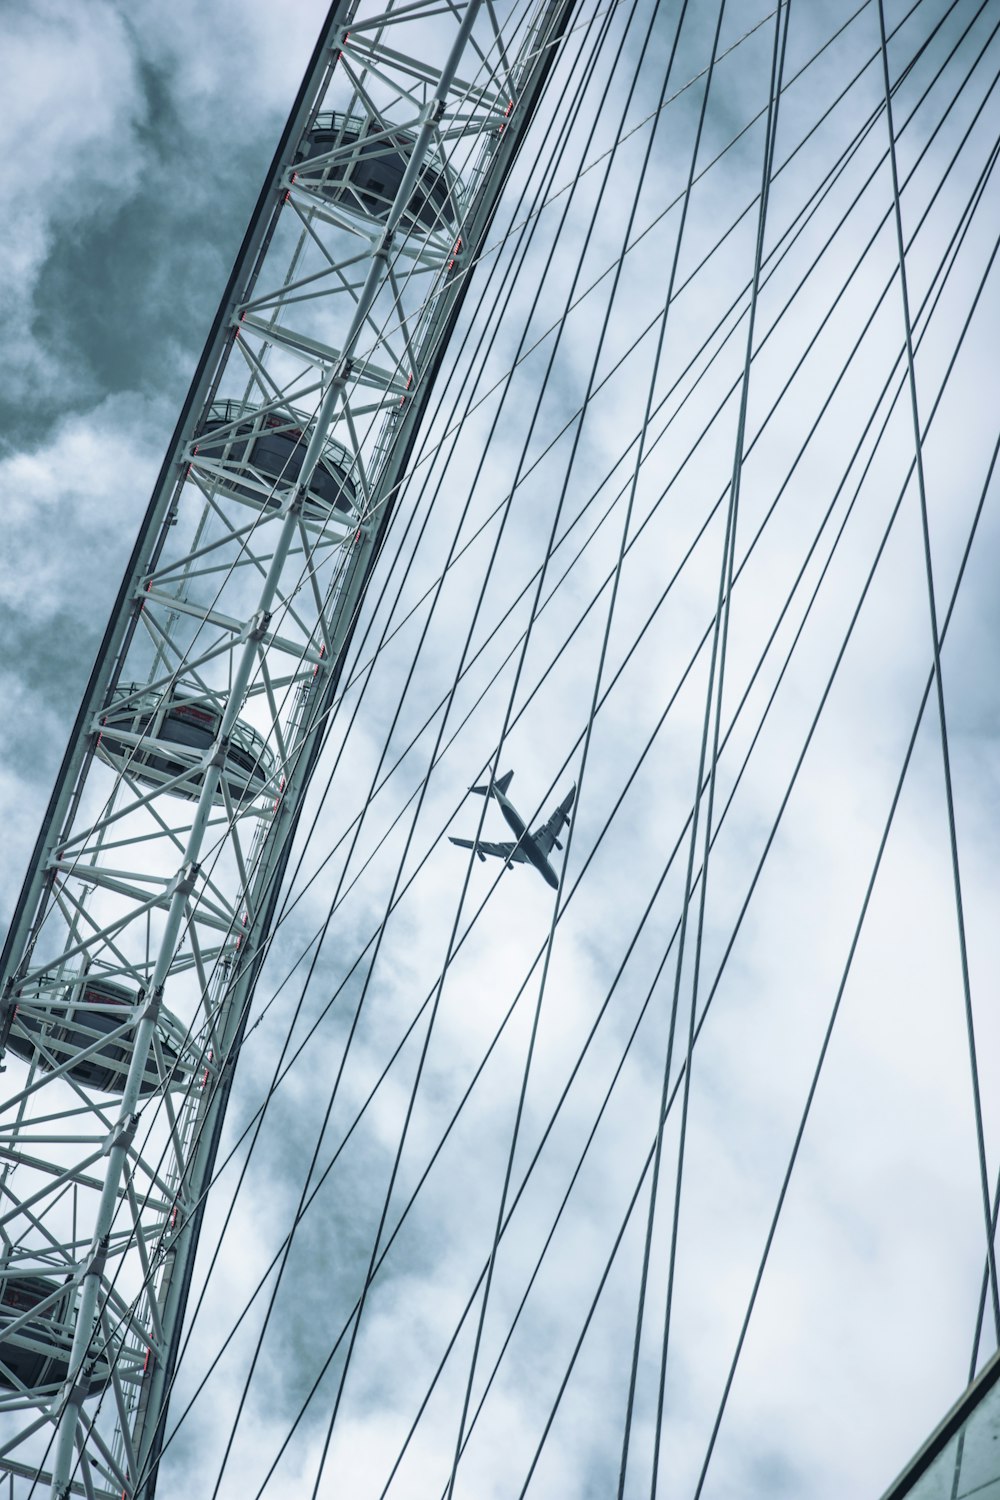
[0,0,575,1492]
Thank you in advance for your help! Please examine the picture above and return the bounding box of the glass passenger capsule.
[191,401,357,519]
[0,1275,111,1396]
[5,977,187,1096]
[295,111,459,231]
[95,686,275,806]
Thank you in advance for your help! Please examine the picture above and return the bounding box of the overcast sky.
[3,1,1000,1497]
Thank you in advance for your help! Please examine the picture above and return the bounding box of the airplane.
[449,770,576,890]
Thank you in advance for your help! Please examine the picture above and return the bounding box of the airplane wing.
[449,837,530,864]
[530,783,577,858]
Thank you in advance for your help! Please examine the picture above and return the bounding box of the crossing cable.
[297,4,698,1496]
[150,0,941,1074]
[517,204,1000,1500]
[76,32,1000,1500]
[691,352,1000,1500]
[375,137,1000,1487]
[652,6,789,1494]
[66,5,995,1488]
[201,0,666,1489]
[246,0,978,982]
[614,0,749,1487]
[185,145,997,1481]
[143,25,1000,1436]
[43,0,1000,1338]
[877,0,1000,1343]
[437,0,715,1488]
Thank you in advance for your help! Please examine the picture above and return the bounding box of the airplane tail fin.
[471,770,513,797]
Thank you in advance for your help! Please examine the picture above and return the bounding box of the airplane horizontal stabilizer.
[470,769,514,797]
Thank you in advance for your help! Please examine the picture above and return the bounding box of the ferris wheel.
[2,0,1000,1496]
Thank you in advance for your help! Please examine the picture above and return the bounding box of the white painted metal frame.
[0,0,576,1493]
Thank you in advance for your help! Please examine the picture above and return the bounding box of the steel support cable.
[167,0,959,1050]
[248,0,987,975]
[27,41,995,1428]
[203,0,665,1487]
[60,152,1000,1488]
[952,1125,1000,1497]
[440,0,705,1485]
[138,35,1000,1422]
[297,0,691,1489]
[67,201,986,1490]
[616,4,773,1486]
[225,0,908,1059]
[651,8,789,1494]
[692,452,1000,1500]
[384,0,941,513]
[876,0,1000,1342]
[76,8,995,1476]
[150,0,1000,1136]
[518,205,1000,1500]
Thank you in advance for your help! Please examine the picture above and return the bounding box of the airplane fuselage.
[495,791,559,889]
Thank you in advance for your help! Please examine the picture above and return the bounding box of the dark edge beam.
[877,1348,1000,1500]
